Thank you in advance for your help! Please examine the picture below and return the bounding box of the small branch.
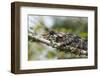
[28,34,50,45]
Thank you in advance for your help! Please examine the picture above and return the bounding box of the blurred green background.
[28,15,88,60]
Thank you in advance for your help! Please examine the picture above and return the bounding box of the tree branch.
[28,34,50,45]
[28,33,87,55]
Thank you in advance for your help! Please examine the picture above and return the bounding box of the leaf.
[46,51,56,59]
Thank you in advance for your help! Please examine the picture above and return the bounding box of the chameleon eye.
[49,31,55,35]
